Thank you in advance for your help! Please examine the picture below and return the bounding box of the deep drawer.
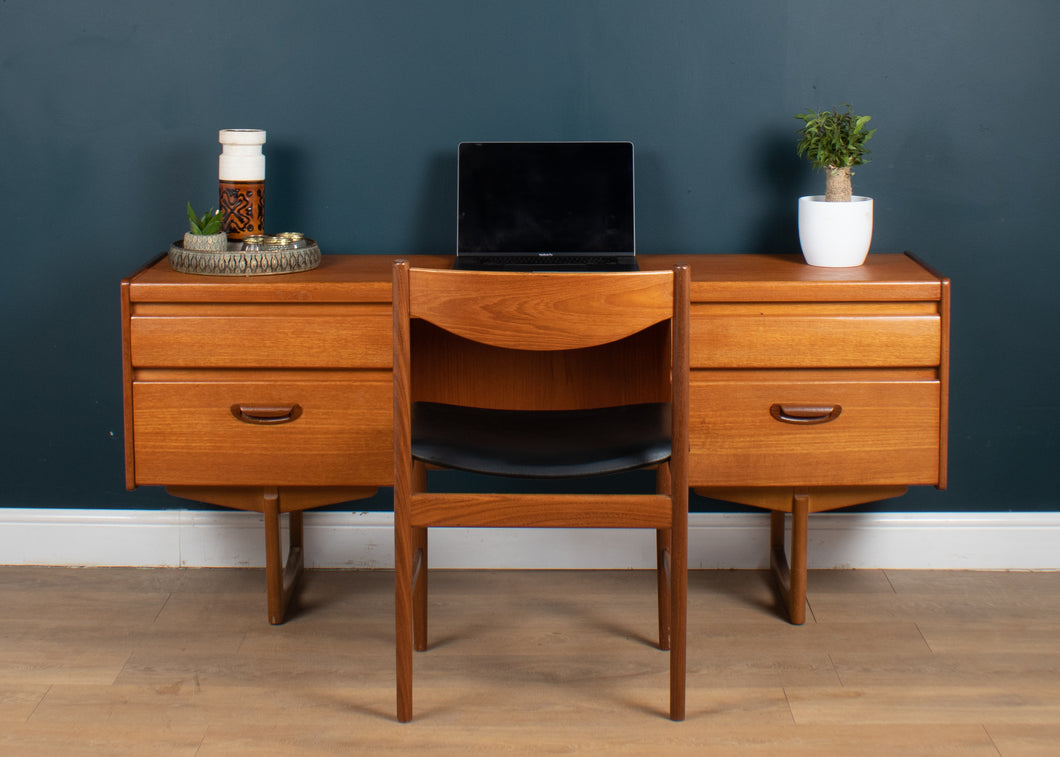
[131,378,392,487]
[689,378,941,487]
[690,304,942,368]
[128,304,392,369]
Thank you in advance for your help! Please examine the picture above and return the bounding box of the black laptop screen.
[457,141,635,256]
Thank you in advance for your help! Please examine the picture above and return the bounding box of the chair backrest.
[393,263,689,412]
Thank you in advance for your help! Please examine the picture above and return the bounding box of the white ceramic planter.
[797,195,873,267]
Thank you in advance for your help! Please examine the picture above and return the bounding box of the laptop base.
[454,255,638,272]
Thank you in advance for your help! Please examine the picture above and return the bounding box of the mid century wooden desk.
[121,253,949,624]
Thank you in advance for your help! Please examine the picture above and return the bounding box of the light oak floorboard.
[986,725,1060,757]
[1,566,1058,755]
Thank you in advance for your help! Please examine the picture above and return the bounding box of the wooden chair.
[392,261,689,722]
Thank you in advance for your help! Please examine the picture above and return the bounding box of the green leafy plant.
[795,105,875,202]
[186,202,224,235]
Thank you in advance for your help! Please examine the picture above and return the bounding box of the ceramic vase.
[219,129,266,241]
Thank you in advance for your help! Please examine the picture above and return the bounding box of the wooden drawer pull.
[231,404,303,425]
[769,403,842,425]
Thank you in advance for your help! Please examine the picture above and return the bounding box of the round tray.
[168,239,321,276]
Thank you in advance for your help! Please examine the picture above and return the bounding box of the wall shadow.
[749,128,806,254]
[410,150,458,254]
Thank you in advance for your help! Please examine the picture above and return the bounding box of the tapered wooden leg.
[263,489,283,624]
[289,510,304,558]
[262,488,305,625]
[769,494,809,625]
[700,485,909,626]
[165,485,374,626]
[788,493,809,625]
[770,509,785,561]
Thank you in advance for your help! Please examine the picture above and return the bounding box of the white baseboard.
[1,509,1058,570]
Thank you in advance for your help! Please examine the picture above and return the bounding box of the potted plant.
[183,202,228,251]
[794,105,876,267]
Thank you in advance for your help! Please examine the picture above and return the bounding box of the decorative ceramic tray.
[168,239,321,276]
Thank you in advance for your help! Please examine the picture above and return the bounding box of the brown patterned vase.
[219,180,265,241]
[218,129,266,242]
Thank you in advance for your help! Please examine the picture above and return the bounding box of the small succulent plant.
[187,202,224,235]
[794,105,875,202]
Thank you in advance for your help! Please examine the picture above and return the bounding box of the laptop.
[455,141,637,271]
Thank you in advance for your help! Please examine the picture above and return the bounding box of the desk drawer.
[690,304,941,368]
[689,378,941,487]
[129,304,392,369]
[131,378,392,487]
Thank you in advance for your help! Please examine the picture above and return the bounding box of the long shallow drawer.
[691,303,941,368]
[128,303,392,369]
[689,378,941,487]
[131,378,392,487]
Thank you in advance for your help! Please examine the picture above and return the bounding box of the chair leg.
[656,528,672,651]
[263,488,305,626]
[669,513,687,721]
[655,465,673,651]
[412,527,428,651]
[395,513,414,722]
[657,462,685,719]
[411,462,429,652]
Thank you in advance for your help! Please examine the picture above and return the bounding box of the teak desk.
[121,253,949,624]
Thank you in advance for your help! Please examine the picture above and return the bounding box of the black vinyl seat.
[410,400,672,478]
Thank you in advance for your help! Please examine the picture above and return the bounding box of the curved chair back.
[405,267,676,351]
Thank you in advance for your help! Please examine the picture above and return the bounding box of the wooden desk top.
[126,253,945,303]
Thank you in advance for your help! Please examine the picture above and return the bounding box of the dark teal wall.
[2,1,1057,512]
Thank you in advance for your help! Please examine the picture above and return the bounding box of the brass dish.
[168,239,321,276]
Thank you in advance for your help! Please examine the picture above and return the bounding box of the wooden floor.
[1,567,1059,755]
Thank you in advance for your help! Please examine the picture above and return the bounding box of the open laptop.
[455,141,637,271]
